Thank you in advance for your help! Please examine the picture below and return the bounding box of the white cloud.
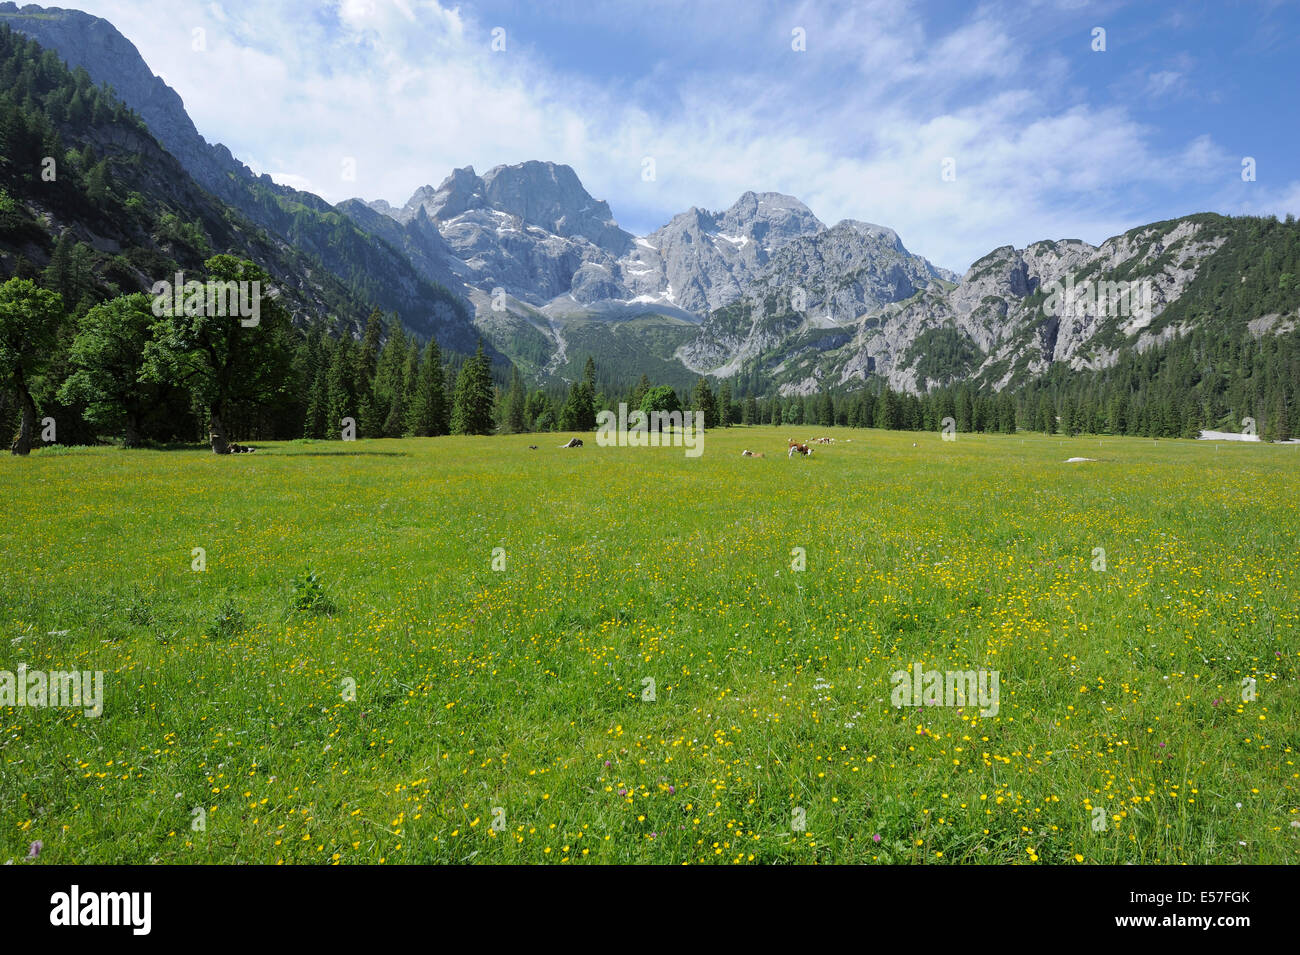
[1143,70,1185,97]
[66,0,1260,270]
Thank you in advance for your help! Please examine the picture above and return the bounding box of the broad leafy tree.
[142,256,293,453]
[0,277,62,455]
[57,292,156,447]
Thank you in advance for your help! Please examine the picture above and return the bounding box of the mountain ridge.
[0,1,485,353]
[5,2,1298,405]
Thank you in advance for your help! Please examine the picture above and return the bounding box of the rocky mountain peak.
[836,219,903,250]
[718,191,823,241]
[1,2,212,174]
[390,160,631,257]
[396,166,482,224]
[480,161,630,255]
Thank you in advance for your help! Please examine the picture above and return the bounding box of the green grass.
[1,427,1296,864]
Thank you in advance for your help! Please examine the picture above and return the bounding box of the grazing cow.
[787,439,813,458]
[560,438,583,448]
[742,449,765,458]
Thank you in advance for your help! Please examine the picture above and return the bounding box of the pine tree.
[43,232,74,303]
[818,390,834,427]
[1060,395,1076,436]
[558,380,596,431]
[1040,395,1057,434]
[524,390,550,431]
[324,336,355,439]
[383,376,406,437]
[717,381,733,427]
[356,386,380,439]
[401,340,420,428]
[630,374,651,410]
[303,345,328,440]
[1273,392,1291,442]
[876,387,901,430]
[1108,394,1128,435]
[999,392,1016,433]
[358,307,383,384]
[956,387,973,432]
[408,337,447,437]
[450,341,496,435]
[504,366,527,433]
[375,317,408,437]
[348,308,384,438]
[692,377,717,429]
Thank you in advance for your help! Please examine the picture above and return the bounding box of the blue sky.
[68,0,1300,271]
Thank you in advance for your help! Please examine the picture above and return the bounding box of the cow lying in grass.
[560,438,583,448]
[742,449,764,458]
[788,440,813,457]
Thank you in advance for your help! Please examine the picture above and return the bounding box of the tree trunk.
[9,367,36,456]
[124,412,141,450]
[209,407,230,454]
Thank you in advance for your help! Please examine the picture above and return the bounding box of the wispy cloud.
[64,0,1300,270]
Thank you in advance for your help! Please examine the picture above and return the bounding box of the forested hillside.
[0,26,496,450]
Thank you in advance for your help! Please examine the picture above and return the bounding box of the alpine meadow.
[1,0,1298,900]
[2,430,1297,864]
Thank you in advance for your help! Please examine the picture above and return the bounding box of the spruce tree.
[692,376,717,429]
[383,376,406,437]
[505,367,527,433]
[374,316,408,436]
[304,358,328,439]
[1040,395,1057,434]
[1273,393,1291,442]
[358,308,383,384]
[630,374,651,411]
[408,337,447,437]
[324,336,355,440]
[450,341,496,435]
[403,339,421,416]
[558,380,596,431]
[818,390,834,427]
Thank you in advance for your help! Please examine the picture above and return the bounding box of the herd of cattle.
[739,437,838,458]
[552,436,839,457]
